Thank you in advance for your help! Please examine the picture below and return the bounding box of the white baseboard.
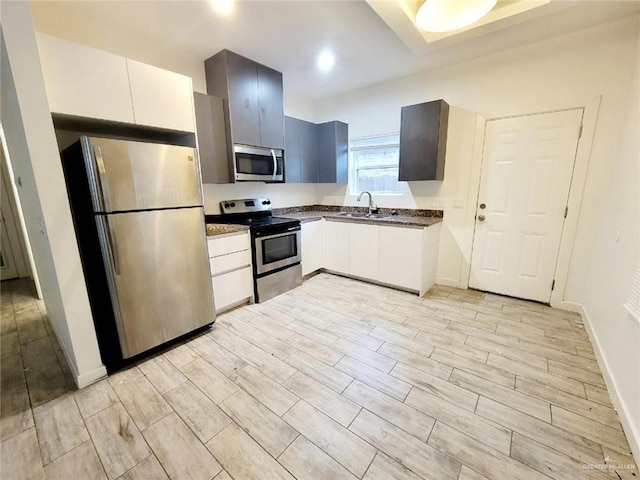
[579,303,640,464]
[553,300,583,313]
[76,365,108,389]
[435,277,467,289]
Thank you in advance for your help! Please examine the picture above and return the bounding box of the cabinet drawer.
[208,233,250,257]
[210,249,251,276]
[212,266,253,312]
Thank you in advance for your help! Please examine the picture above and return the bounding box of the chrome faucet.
[357,191,375,215]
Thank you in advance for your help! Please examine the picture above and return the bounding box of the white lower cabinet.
[349,222,379,280]
[322,220,350,274]
[318,219,441,296]
[301,220,322,276]
[207,232,253,313]
[378,226,423,291]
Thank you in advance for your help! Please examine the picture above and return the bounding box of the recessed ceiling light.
[210,0,233,15]
[416,0,498,32]
[316,51,335,72]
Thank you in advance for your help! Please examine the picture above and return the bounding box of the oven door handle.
[271,149,277,181]
[255,227,301,240]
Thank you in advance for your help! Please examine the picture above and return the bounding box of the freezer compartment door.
[97,207,215,358]
[82,136,202,213]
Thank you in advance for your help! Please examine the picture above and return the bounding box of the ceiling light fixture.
[210,0,233,15]
[316,51,335,72]
[416,0,498,32]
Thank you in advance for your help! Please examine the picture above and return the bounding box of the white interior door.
[469,109,583,303]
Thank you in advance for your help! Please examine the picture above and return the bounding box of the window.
[350,133,403,195]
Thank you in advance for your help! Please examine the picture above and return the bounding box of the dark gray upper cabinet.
[194,92,232,184]
[205,50,284,150]
[399,99,449,181]
[285,116,348,184]
[318,121,348,184]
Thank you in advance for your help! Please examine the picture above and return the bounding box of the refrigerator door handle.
[101,216,121,275]
[94,145,112,212]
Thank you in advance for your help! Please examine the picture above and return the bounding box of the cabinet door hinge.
[551,279,556,291]
[564,207,568,218]
[578,124,583,139]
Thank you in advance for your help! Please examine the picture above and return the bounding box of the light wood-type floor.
[1,273,637,479]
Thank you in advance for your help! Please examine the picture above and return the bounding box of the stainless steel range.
[212,198,302,302]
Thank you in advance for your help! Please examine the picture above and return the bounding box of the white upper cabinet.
[36,33,135,123]
[36,33,195,132]
[127,59,195,132]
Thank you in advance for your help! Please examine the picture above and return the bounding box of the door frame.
[467,95,600,310]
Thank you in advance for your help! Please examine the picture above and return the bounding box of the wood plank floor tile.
[109,373,172,431]
[287,319,339,346]
[282,371,361,427]
[162,344,199,368]
[74,379,119,419]
[464,336,548,370]
[219,389,298,457]
[350,409,461,480]
[243,328,298,361]
[487,353,585,397]
[43,441,107,480]
[164,381,231,443]
[600,445,639,478]
[415,331,489,362]
[427,421,548,480]
[335,356,411,401]
[548,359,606,387]
[449,369,550,421]
[282,400,376,478]
[15,306,48,344]
[213,470,233,480]
[286,351,354,393]
[144,413,221,480]
[510,431,609,480]
[378,343,453,380]
[21,337,70,407]
[475,397,603,464]
[179,358,239,404]
[85,403,150,479]
[445,321,517,347]
[117,455,169,480]
[324,322,382,351]
[285,332,344,365]
[344,380,434,441]
[330,337,396,373]
[137,355,188,395]
[584,384,613,406]
[390,363,477,411]
[362,452,423,480]
[206,424,295,480]
[33,395,90,465]
[277,435,358,480]
[550,406,631,456]
[515,377,619,427]
[229,365,298,416]
[431,348,515,388]
[0,427,44,480]
[405,386,511,454]
[458,465,490,480]
[1,331,20,359]
[191,335,248,377]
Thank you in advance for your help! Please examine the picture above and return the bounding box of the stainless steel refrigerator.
[62,136,215,370]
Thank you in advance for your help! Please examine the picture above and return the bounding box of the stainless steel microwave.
[234,145,284,182]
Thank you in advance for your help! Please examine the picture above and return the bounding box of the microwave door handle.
[271,149,277,180]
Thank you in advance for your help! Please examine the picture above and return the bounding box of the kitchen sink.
[335,212,387,219]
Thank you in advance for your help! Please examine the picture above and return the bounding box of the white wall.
[314,16,639,304]
[579,16,640,462]
[1,2,106,387]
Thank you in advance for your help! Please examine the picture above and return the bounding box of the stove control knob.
[230,202,236,207]
[223,202,230,208]
[266,200,271,205]
[262,200,268,205]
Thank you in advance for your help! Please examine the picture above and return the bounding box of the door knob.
[477,215,486,221]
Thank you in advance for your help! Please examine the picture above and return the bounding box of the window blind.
[624,261,640,323]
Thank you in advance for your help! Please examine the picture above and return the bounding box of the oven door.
[254,227,301,275]
[234,145,284,182]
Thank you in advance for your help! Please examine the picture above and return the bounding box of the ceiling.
[29,0,639,100]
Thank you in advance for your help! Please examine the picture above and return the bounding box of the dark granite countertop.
[273,206,443,228]
[206,223,250,237]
